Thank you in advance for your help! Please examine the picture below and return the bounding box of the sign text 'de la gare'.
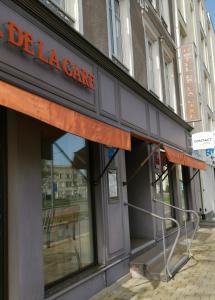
[4,21,95,90]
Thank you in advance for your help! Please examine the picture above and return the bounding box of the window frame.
[147,39,155,91]
[161,163,176,230]
[160,0,171,32]
[177,165,190,222]
[107,0,123,62]
[42,134,97,294]
[39,0,83,33]
[162,44,177,112]
[144,22,163,100]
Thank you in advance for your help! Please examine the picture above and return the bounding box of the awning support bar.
[161,164,176,183]
[152,168,168,186]
[186,169,200,185]
[152,164,176,186]
[94,148,119,185]
[123,143,160,186]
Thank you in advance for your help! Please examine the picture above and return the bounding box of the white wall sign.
[192,132,215,150]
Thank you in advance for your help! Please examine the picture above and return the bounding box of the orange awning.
[163,145,207,170]
[0,81,131,150]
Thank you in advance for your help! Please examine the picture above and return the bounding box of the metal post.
[124,202,181,279]
[184,215,189,255]
[161,220,168,281]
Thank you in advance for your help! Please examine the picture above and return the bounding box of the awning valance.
[0,81,131,150]
[163,145,207,170]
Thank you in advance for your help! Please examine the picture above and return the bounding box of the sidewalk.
[91,226,215,300]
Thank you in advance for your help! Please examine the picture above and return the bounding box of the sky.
[205,0,215,27]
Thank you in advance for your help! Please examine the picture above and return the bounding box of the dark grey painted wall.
[0,1,189,151]
[8,112,44,300]
[7,111,129,300]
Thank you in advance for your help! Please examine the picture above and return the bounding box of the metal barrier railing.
[153,198,199,257]
[124,202,180,279]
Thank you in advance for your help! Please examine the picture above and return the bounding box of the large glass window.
[42,133,94,286]
[162,163,175,229]
[176,165,189,221]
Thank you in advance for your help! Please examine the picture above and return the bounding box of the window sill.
[161,16,168,31]
[112,55,129,74]
[45,264,103,299]
[39,0,75,27]
[45,255,130,299]
[149,89,160,100]
[207,104,213,114]
[167,105,175,113]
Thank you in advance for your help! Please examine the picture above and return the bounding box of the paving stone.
[90,227,215,300]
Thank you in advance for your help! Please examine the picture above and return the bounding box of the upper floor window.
[163,48,177,112]
[107,0,134,74]
[205,75,213,111]
[148,40,155,91]
[160,0,171,32]
[199,0,206,33]
[40,0,83,33]
[145,27,163,100]
[178,0,186,22]
[108,0,123,62]
[164,61,171,104]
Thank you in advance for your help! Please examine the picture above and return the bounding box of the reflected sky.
[53,134,86,166]
[205,0,215,27]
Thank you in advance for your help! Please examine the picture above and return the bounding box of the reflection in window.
[42,133,94,286]
[108,0,123,62]
[162,164,175,229]
[177,165,188,221]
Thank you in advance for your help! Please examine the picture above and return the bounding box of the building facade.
[0,1,208,300]
[175,0,215,220]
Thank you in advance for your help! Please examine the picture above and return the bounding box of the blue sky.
[205,0,215,27]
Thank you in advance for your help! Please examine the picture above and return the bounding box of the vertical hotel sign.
[181,44,200,122]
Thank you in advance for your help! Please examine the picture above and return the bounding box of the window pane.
[162,164,174,229]
[42,133,94,286]
[177,165,188,221]
[52,0,65,10]
[148,41,155,90]
[109,2,115,56]
[115,17,123,61]
[108,0,123,61]
[165,62,170,104]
